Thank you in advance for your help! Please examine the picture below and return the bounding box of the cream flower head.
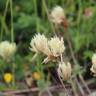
[90,53,96,76]
[48,37,65,57]
[0,41,16,61]
[30,33,51,55]
[92,54,96,65]
[90,64,96,76]
[50,6,65,24]
[58,62,72,81]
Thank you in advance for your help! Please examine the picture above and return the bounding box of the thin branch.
[79,74,91,94]
[69,79,79,96]
[57,70,70,96]
[75,78,85,96]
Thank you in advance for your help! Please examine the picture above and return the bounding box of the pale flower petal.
[48,37,65,57]
[30,33,51,55]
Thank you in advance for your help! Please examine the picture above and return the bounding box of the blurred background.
[0,0,96,92]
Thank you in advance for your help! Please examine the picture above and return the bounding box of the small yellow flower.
[32,72,41,80]
[4,73,13,83]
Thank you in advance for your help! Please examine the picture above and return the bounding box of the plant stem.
[65,31,78,65]
[46,87,53,96]
[12,62,15,87]
[33,0,39,33]
[75,78,85,96]
[79,74,91,94]
[42,0,57,36]
[0,0,10,41]
[70,78,79,96]
[10,0,14,42]
[57,70,69,96]
[0,17,3,41]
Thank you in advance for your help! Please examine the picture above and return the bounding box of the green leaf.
[83,50,93,59]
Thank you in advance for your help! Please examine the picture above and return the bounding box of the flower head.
[30,33,51,55]
[4,73,13,83]
[58,62,72,81]
[48,37,65,57]
[92,54,96,65]
[50,6,65,24]
[0,41,16,61]
[90,53,96,76]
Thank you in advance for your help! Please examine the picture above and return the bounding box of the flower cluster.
[0,41,16,61]
[30,34,65,62]
[90,53,96,76]
[30,34,72,81]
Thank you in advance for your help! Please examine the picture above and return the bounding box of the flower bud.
[58,62,72,81]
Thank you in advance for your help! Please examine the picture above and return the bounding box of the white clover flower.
[90,64,96,76]
[58,62,72,81]
[90,53,96,76]
[0,41,16,61]
[50,6,65,24]
[30,33,51,55]
[92,54,96,65]
[48,37,65,57]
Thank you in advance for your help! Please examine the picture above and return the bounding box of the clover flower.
[50,6,65,24]
[90,53,96,76]
[48,37,65,57]
[30,33,51,55]
[58,62,72,81]
[92,54,96,65]
[0,41,16,61]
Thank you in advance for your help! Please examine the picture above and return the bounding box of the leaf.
[37,79,46,89]
[72,64,83,76]
[83,50,93,59]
